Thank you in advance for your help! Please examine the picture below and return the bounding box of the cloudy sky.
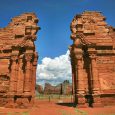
[0,0,115,85]
[36,50,71,86]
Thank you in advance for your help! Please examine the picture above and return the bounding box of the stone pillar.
[9,54,18,94]
[75,48,87,107]
[6,54,18,108]
[31,52,38,96]
[72,64,75,101]
[71,57,76,103]
[17,55,24,94]
[24,53,33,95]
[89,48,103,107]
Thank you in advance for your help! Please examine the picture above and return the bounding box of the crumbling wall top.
[70,11,115,47]
[0,13,40,51]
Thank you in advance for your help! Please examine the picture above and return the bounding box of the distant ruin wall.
[43,80,72,95]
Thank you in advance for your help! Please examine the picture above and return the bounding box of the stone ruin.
[0,13,40,108]
[70,11,115,107]
[36,80,72,95]
[61,80,72,95]
[36,84,44,94]
[43,80,72,95]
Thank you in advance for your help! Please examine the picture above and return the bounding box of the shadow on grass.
[56,102,76,107]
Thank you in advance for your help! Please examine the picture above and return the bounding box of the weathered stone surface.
[70,11,115,107]
[0,13,40,108]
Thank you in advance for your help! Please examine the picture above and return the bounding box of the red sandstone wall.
[70,11,115,107]
[0,13,40,108]
[97,56,115,91]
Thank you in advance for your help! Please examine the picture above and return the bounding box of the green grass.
[58,109,115,115]
[58,109,88,115]
[6,111,30,115]
[36,94,72,100]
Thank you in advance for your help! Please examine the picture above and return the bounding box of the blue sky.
[0,0,115,63]
[0,0,115,85]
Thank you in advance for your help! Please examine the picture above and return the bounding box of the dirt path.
[0,100,115,115]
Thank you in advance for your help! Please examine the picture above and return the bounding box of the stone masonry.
[70,11,115,107]
[0,13,40,108]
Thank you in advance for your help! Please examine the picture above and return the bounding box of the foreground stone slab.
[70,11,115,107]
[0,13,40,108]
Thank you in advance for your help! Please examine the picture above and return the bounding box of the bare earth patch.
[0,98,115,115]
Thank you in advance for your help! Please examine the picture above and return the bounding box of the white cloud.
[36,50,72,86]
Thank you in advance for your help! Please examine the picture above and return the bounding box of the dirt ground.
[0,99,115,115]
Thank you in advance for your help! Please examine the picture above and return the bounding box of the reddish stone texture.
[0,13,40,108]
[70,11,115,107]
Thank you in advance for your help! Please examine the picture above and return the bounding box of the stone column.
[72,64,75,101]
[71,57,76,103]
[9,54,18,94]
[17,55,24,94]
[31,52,38,97]
[24,53,33,95]
[6,54,18,108]
[89,48,103,107]
[75,48,87,107]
